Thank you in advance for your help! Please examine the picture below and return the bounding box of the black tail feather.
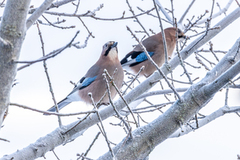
[47,98,71,112]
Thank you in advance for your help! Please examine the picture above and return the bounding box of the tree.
[0,0,240,159]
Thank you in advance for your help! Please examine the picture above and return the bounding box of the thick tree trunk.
[0,0,31,129]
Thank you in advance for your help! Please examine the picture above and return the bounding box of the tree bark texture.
[0,0,31,128]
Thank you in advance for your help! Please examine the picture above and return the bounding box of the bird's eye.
[105,44,108,48]
[178,29,182,34]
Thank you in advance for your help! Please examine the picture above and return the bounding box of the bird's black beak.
[178,34,187,39]
[111,42,118,48]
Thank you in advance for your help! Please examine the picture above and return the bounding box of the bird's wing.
[67,76,97,96]
[121,51,154,67]
[68,64,101,95]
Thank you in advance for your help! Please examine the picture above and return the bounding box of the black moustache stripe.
[104,46,111,56]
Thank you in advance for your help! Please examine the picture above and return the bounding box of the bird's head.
[176,28,187,41]
[164,27,187,42]
[102,41,119,60]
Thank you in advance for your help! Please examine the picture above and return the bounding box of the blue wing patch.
[135,52,154,62]
[80,76,97,89]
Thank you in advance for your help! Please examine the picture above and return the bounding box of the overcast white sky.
[0,0,240,159]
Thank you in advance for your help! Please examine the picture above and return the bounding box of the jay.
[47,41,124,112]
[121,27,186,77]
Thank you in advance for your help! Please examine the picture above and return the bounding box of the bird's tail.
[47,98,71,112]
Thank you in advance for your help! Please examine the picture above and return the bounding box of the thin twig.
[17,31,80,71]
[166,77,196,85]
[186,1,217,54]
[0,0,5,7]
[37,18,67,26]
[209,41,219,61]
[196,0,234,25]
[235,0,240,6]
[123,66,144,95]
[104,69,139,128]
[195,49,227,54]
[170,72,178,100]
[184,10,209,33]
[88,93,115,159]
[137,87,188,100]
[41,15,75,29]
[195,53,211,71]
[187,26,220,39]
[175,19,193,84]
[152,0,169,64]
[158,80,171,102]
[170,0,175,26]
[126,0,149,36]
[78,17,95,38]
[36,22,62,127]
[52,150,60,160]
[10,103,96,116]
[73,33,91,49]
[121,102,173,114]
[81,132,101,160]
[43,8,155,21]
[77,153,94,160]
[103,72,133,138]
[196,51,216,66]
[178,0,196,24]
[74,0,81,14]
[137,113,149,124]
[184,61,201,69]
[0,137,10,142]
[137,7,158,19]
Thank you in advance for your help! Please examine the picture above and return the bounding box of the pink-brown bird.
[121,27,186,77]
[47,41,124,112]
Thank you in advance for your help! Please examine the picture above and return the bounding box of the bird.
[120,27,186,77]
[47,41,124,112]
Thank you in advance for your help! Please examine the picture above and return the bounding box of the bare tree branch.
[154,0,173,24]
[10,103,96,116]
[26,0,55,30]
[16,31,80,71]
[170,105,240,138]
[137,88,188,100]
[36,22,62,126]
[178,0,196,25]
[43,8,155,21]
[152,0,169,64]
[197,0,234,25]
[126,0,150,36]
